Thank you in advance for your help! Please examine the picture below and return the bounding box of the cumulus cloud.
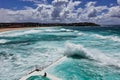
[117,0,120,5]
[88,9,97,17]
[51,0,81,22]
[0,0,120,24]
[0,9,14,22]
[109,6,120,18]
[85,1,96,7]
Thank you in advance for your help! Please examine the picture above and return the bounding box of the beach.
[0,27,35,32]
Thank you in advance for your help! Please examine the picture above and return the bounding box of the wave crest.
[94,34,120,42]
[64,42,93,59]
[64,42,120,67]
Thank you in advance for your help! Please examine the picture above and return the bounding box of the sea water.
[0,26,120,80]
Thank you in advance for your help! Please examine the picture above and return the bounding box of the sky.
[0,0,120,24]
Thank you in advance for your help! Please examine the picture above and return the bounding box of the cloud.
[77,1,120,24]
[0,0,120,24]
[109,6,120,18]
[21,0,47,4]
[0,5,52,23]
[88,9,97,17]
[85,1,96,7]
[117,0,120,5]
[51,0,81,22]
[79,1,107,20]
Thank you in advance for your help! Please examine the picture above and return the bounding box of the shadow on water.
[66,54,94,61]
[67,54,87,59]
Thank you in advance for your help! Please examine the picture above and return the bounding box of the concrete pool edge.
[20,57,66,80]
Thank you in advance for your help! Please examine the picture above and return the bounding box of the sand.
[0,27,35,32]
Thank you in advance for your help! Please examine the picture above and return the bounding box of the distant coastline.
[0,22,100,32]
[0,22,100,28]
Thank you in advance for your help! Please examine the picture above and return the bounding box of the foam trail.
[64,42,120,67]
[77,32,85,36]
[60,28,67,31]
[60,28,73,32]
[0,39,9,44]
[0,30,42,37]
[94,34,120,42]
[45,29,57,32]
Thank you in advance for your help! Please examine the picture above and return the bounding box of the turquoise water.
[0,26,120,80]
[27,75,50,80]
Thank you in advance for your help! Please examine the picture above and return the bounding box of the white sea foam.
[44,29,64,32]
[0,30,42,37]
[0,39,9,44]
[60,28,74,32]
[74,30,79,33]
[94,34,120,42]
[64,42,120,67]
[66,29,73,32]
[77,32,85,36]
[0,43,63,80]
[24,30,42,34]
[45,29,55,32]
[60,28,66,31]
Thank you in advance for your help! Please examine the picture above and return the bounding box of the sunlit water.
[0,26,120,80]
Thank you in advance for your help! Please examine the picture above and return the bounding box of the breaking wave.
[94,34,120,42]
[0,28,74,37]
[64,42,120,67]
[0,30,42,37]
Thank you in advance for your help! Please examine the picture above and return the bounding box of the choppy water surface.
[0,26,120,80]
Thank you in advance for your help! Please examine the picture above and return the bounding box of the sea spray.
[63,42,120,67]
[64,42,93,59]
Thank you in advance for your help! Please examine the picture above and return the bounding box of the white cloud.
[108,6,120,18]
[88,9,97,17]
[77,1,120,24]
[85,1,96,7]
[90,5,120,25]
[21,0,47,4]
[117,0,120,5]
[0,0,120,24]
[51,0,81,22]
[0,9,17,22]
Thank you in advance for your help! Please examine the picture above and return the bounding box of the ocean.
[0,26,120,80]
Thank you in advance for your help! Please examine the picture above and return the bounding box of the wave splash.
[64,42,93,59]
[64,42,120,67]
